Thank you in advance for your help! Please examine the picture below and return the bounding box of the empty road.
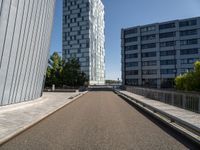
[0,91,198,150]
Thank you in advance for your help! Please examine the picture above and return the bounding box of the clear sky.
[50,0,200,80]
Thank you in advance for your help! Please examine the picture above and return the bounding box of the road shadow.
[117,94,200,149]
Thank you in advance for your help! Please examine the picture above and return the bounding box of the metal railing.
[125,86,200,113]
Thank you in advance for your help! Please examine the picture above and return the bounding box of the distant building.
[0,0,55,106]
[121,17,200,88]
[62,0,105,85]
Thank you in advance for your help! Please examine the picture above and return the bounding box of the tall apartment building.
[121,17,200,88]
[62,0,105,85]
[0,0,55,106]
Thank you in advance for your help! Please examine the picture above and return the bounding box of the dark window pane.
[142,52,156,58]
[179,19,197,27]
[180,39,198,45]
[125,37,138,43]
[180,29,197,36]
[180,48,198,55]
[142,61,157,66]
[160,59,176,65]
[124,28,137,35]
[160,50,176,56]
[125,45,138,51]
[141,34,156,41]
[125,53,138,58]
[160,41,176,47]
[159,23,175,30]
[159,32,176,38]
[141,43,156,49]
[126,70,138,75]
[125,62,138,67]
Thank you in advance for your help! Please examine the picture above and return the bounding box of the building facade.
[121,17,200,88]
[0,0,55,106]
[63,0,105,85]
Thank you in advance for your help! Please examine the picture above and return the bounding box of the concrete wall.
[0,0,55,106]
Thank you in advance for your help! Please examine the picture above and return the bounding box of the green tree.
[45,52,63,87]
[175,61,200,91]
[62,58,88,87]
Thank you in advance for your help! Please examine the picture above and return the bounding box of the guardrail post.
[182,94,186,109]
[198,96,200,113]
[172,93,174,106]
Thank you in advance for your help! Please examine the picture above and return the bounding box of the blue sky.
[50,0,200,80]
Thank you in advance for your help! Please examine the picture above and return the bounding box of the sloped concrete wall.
[0,0,55,106]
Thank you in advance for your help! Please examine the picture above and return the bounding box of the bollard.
[52,84,55,92]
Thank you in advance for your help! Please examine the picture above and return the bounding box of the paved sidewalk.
[0,92,86,144]
[117,90,200,132]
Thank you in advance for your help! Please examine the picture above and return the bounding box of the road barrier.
[115,90,200,145]
[125,86,200,113]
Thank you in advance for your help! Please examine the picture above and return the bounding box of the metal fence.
[125,86,200,113]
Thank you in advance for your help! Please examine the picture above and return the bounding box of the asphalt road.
[0,91,198,150]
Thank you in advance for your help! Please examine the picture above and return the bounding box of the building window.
[140,25,156,32]
[86,41,89,48]
[141,43,156,49]
[125,37,138,43]
[125,53,138,59]
[159,23,175,30]
[64,32,67,41]
[161,69,176,74]
[142,79,157,87]
[160,50,176,56]
[181,58,199,64]
[64,0,67,7]
[125,79,138,86]
[64,15,67,24]
[160,41,176,47]
[142,69,157,75]
[179,19,197,27]
[161,78,174,88]
[70,35,76,40]
[71,18,76,23]
[159,32,176,39]
[180,29,197,36]
[181,68,193,74]
[142,52,156,58]
[160,59,176,65]
[125,45,138,51]
[180,48,198,55]
[180,39,198,46]
[126,70,138,75]
[141,34,156,41]
[142,60,157,66]
[124,28,137,35]
[125,62,138,67]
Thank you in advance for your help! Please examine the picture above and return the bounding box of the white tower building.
[63,0,105,85]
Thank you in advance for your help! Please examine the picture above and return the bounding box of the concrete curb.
[0,91,88,146]
[114,90,200,145]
